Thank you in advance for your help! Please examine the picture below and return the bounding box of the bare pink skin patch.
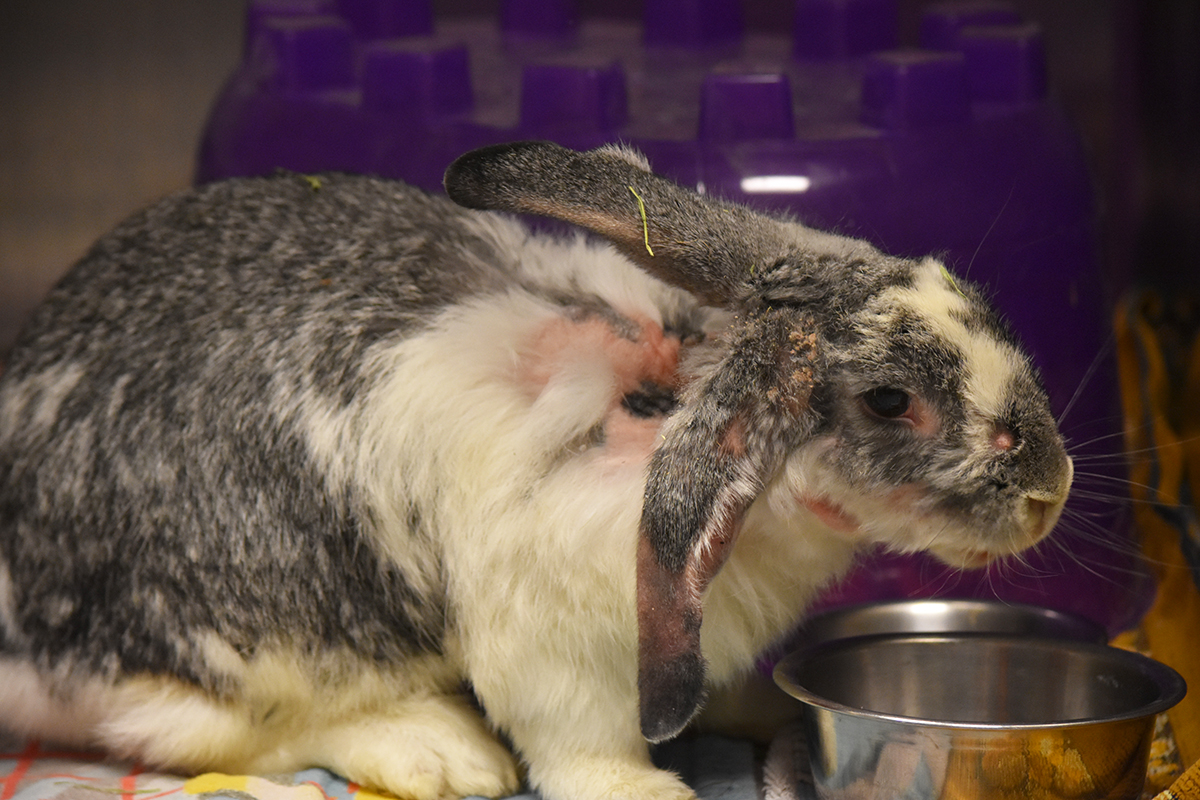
[991,424,1016,453]
[520,312,685,464]
[520,313,681,397]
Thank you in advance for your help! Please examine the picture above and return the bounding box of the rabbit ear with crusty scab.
[445,141,824,742]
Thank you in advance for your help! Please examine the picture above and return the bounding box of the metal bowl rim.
[797,598,1108,644]
[773,633,1187,731]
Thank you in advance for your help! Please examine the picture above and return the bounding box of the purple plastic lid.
[793,0,899,60]
[361,42,472,116]
[252,16,356,93]
[919,0,1022,51]
[502,0,579,43]
[244,0,339,54]
[700,73,796,142]
[958,23,1048,105]
[644,0,744,49]
[336,0,432,39]
[860,49,969,129]
[520,61,628,136]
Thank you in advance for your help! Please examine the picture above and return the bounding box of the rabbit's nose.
[990,423,1016,453]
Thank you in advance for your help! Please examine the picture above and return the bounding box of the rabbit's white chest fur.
[347,219,855,679]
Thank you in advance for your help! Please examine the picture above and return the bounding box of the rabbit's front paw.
[315,695,520,800]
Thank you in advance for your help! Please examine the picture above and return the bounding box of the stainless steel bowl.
[774,635,1186,800]
[794,598,1108,648]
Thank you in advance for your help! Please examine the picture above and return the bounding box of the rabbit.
[0,140,1072,800]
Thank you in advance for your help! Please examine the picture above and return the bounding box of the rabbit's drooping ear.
[445,140,780,307]
[635,309,820,741]
[445,142,822,741]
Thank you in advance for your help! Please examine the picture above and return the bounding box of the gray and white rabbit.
[0,141,1072,800]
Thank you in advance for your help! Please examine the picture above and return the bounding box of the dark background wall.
[0,0,1194,355]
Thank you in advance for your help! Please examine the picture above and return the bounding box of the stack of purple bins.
[198,0,1146,640]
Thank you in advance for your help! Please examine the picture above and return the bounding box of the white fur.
[331,240,861,799]
[885,259,1025,421]
[344,273,680,798]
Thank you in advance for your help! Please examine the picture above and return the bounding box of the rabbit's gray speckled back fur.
[2,176,486,677]
[0,142,1071,800]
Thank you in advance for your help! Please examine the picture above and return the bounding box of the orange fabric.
[1116,293,1200,781]
[1156,761,1200,800]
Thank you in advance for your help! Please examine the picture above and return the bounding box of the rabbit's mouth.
[958,551,993,569]
[927,544,999,570]
[797,487,1045,571]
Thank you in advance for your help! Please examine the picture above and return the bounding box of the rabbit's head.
[445,141,1072,742]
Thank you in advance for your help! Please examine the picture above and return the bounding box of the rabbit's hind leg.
[0,664,296,773]
[103,657,522,800]
[0,649,519,800]
[87,672,520,800]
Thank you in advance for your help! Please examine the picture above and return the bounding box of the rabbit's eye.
[862,387,911,419]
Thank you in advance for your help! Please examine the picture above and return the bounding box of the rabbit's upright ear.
[445,141,823,742]
[445,141,783,307]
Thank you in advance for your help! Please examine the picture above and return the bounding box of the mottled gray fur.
[0,173,506,687]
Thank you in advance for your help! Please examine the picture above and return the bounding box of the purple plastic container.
[197,0,1149,636]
